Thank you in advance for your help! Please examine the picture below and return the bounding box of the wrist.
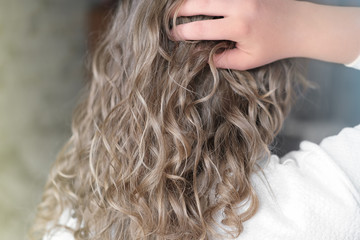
[291,2,360,64]
[279,1,314,60]
[289,1,321,60]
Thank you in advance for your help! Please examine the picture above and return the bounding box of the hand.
[172,0,360,70]
[172,0,301,70]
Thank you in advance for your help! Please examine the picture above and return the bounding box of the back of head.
[31,0,301,239]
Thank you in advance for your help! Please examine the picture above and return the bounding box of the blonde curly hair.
[30,0,303,239]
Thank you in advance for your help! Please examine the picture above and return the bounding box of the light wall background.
[0,1,87,239]
[0,0,359,240]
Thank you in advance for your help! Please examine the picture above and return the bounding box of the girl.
[31,0,360,239]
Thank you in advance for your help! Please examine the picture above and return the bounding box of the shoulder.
[226,125,360,239]
[275,124,360,203]
[318,124,360,196]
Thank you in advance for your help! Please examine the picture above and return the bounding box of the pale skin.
[172,0,360,70]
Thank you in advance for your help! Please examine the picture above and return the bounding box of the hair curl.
[30,0,303,239]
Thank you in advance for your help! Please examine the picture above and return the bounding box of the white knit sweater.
[214,125,360,240]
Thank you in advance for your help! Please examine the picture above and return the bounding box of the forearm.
[294,2,360,64]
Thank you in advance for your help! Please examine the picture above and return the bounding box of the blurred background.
[273,0,360,155]
[0,0,359,239]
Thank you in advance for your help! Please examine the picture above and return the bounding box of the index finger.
[175,0,229,17]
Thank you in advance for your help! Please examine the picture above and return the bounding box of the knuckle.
[178,25,189,40]
[192,21,206,38]
[173,25,183,40]
[175,24,192,40]
[233,21,251,36]
[244,0,261,15]
[230,1,261,37]
[182,25,194,40]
